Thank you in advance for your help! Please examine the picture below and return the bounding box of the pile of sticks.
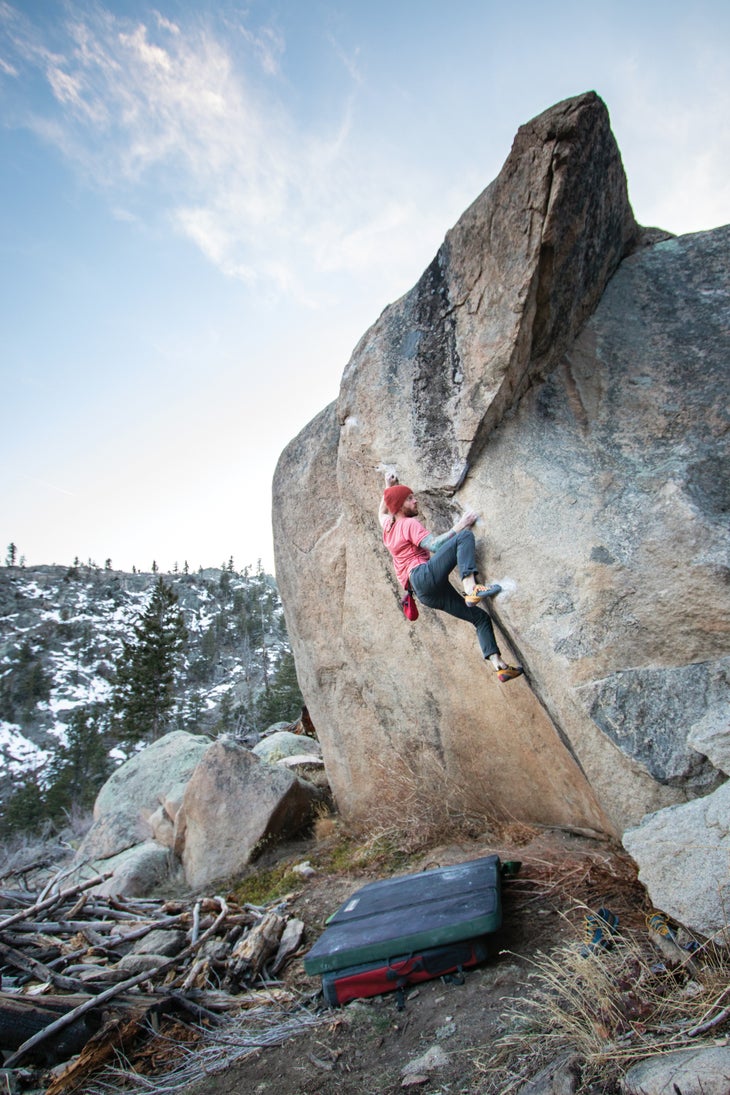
[0,870,308,1090]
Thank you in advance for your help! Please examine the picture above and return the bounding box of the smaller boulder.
[253,731,322,763]
[89,841,176,898]
[117,954,167,976]
[516,1051,580,1094]
[177,739,323,889]
[276,754,325,770]
[623,781,730,942]
[622,1046,730,1095]
[129,929,187,957]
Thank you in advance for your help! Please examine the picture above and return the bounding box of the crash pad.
[304,854,502,976]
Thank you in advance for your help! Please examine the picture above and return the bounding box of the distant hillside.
[0,562,302,816]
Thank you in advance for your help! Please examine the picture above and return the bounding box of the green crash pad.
[304,854,502,976]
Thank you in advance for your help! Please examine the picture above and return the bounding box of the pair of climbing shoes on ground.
[580,907,700,958]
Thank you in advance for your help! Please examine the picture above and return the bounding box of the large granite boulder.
[272,92,729,839]
[622,783,729,942]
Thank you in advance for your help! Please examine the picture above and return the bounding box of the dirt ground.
[176,827,649,1095]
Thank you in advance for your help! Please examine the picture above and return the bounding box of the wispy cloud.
[0,3,423,303]
[20,473,77,498]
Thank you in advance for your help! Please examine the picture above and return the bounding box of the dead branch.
[0,873,113,934]
[0,940,88,993]
[43,1004,167,1095]
[686,984,730,1037]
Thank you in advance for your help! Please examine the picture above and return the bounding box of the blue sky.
[1,1,728,575]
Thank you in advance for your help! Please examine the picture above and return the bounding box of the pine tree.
[111,578,188,744]
[0,774,44,837]
[5,543,17,566]
[255,649,303,730]
[44,706,112,820]
[0,642,51,721]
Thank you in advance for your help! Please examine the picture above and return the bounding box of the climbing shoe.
[646,911,700,952]
[580,907,619,956]
[647,911,675,939]
[496,665,524,683]
[465,583,501,604]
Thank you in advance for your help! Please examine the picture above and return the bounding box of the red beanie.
[383,484,413,514]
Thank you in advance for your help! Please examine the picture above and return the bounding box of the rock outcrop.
[272,92,730,844]
[621,1046,730,1095]
[78,731,209,862]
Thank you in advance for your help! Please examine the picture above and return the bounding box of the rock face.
[272,92,730,841]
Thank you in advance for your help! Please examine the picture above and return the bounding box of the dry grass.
[346,745,506,856]
[475,917,730,1094]
[503,843,650,932]
[0,806,94,883]
[80,1004,332,1094]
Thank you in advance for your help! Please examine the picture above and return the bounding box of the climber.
[378,473,523,682]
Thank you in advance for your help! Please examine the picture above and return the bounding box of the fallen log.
[272,917,305,974]
[0,994,109,1060]
[228,909,285,983]
[4,918,130,934]
[102,912,190,951]
[43,1004,182,1095]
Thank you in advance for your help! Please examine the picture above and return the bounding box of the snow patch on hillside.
[0,721,49,773]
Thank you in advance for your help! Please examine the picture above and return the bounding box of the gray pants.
[408,529,499,659]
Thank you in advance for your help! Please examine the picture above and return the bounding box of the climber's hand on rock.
[454,510,478,531]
